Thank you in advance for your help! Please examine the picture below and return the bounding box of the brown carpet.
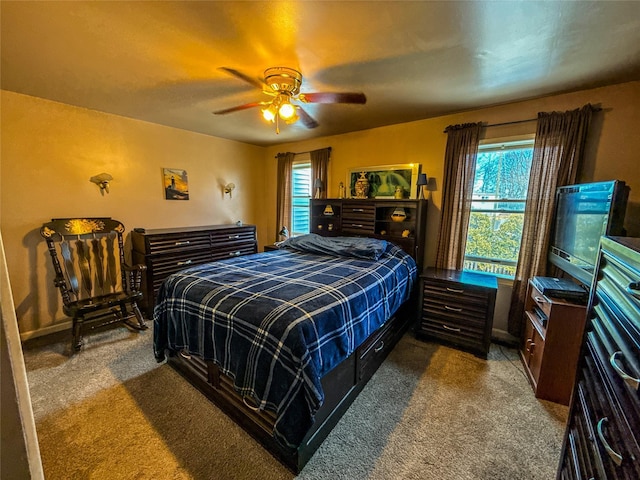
[24,324,567,479]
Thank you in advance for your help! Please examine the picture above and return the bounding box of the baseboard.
[491,328,519,347]
[19,320,72,343]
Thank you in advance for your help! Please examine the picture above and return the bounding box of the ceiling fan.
[214,67,366,133]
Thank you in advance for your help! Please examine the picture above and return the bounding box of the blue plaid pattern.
[153,244,416,448]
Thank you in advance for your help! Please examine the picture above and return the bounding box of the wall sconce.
[90,173,113,195]
[416,173,428,200]
[224,183,236,198]
[314,178,323,199]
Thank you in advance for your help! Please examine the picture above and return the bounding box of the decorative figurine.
[338,181,346,199]
[354,172,370,199]
[394,185,404,199]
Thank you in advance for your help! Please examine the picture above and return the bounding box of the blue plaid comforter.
[153,244,417,449]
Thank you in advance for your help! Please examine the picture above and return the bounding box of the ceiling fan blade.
[213,102,267,115]
[298,92,367,104]
[297,107,319,129]
[219,67,269,91]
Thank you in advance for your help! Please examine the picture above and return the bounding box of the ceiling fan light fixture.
[262,103,278,122]
[278,101,296,120]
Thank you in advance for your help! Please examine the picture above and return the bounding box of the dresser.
[520,280,587,405]
[417,268,497,358]
[131,224,257,317]
[557,237,640,479]
[310,199,428,270]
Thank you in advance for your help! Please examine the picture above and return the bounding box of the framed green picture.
[347,164,420,199]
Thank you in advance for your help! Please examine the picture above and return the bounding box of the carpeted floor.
[23,324,568,479]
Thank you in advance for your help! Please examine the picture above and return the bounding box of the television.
[548,180,629,287]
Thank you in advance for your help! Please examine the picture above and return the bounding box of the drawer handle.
[526,342,535,354]
[176,260,192,266]
[350,224,364,228]
[351,208,365,212]
[174,241,190,246]
[229,251,241,257]
[242,396,261,412]
[596,418,623,466]
[626,281,640,298]
[610,351,640,391]
[179,350,191,360]
[374,341,385,353]
[442,324,461,332]
[446,287,464,293]
[534,296,546,304]
[228,235,240,239]
[444,305,463,312]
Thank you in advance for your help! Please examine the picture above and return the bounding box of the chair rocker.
[41,218,148,352]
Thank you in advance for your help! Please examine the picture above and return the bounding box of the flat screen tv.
[548,180,629,287]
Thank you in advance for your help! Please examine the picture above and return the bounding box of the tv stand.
[519,278,587,405]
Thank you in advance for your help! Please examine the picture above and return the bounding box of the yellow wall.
[2,81,639,338]
[265,81,640,266]
[1,91,266,336]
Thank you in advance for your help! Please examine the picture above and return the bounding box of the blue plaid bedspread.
[153,244,417,449]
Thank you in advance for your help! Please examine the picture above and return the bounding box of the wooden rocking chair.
[40,218,148,353]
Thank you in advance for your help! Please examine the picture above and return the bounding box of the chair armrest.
[123,263,147,293]
[123,263,147,272]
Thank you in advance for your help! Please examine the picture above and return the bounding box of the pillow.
[279,233,388,260]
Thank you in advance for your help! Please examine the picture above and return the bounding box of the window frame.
[290,154,312,237]
[463,136,535,278]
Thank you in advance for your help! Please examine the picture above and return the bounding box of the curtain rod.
[274,147,332,159]
[485,117,537,128]
[444,106,603,133]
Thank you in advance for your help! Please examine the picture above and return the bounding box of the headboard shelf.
[310,198,428,270]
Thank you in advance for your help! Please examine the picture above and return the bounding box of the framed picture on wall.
[163,168,189,200]
[347,164,420,199]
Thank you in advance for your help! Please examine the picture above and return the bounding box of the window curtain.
[275,152,295,242]
[508,104,595,338]
[310,147,331,199]
[435,122,482,270]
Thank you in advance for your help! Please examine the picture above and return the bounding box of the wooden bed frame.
[162,199,427,472]
[167,297,416,472]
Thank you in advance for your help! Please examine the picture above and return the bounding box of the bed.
[153,234,419,472]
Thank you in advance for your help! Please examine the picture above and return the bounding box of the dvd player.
[532,276,588,302]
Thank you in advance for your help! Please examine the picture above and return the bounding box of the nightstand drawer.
[417,268,497,358]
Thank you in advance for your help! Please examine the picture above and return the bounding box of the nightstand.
[417,268,498,358]
[263,244,279,252]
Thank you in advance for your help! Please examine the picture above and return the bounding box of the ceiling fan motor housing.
[264,67,302,95]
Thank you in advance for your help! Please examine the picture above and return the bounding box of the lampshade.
[417,173,428,199]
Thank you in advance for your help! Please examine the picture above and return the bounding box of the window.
[291,157,311,236]
[464,138,534,278]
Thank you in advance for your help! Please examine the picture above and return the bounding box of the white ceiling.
[2,1,639,147]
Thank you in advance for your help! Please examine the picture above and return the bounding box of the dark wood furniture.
[520,279,587,405]
[417,268,497,358]
[131,224,257,317]
[161,204,427,473]
[310,198,428,270]
[40,218,147,352]
[557,236,640,479]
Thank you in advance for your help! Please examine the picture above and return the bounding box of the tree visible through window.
[464,139,534,277]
